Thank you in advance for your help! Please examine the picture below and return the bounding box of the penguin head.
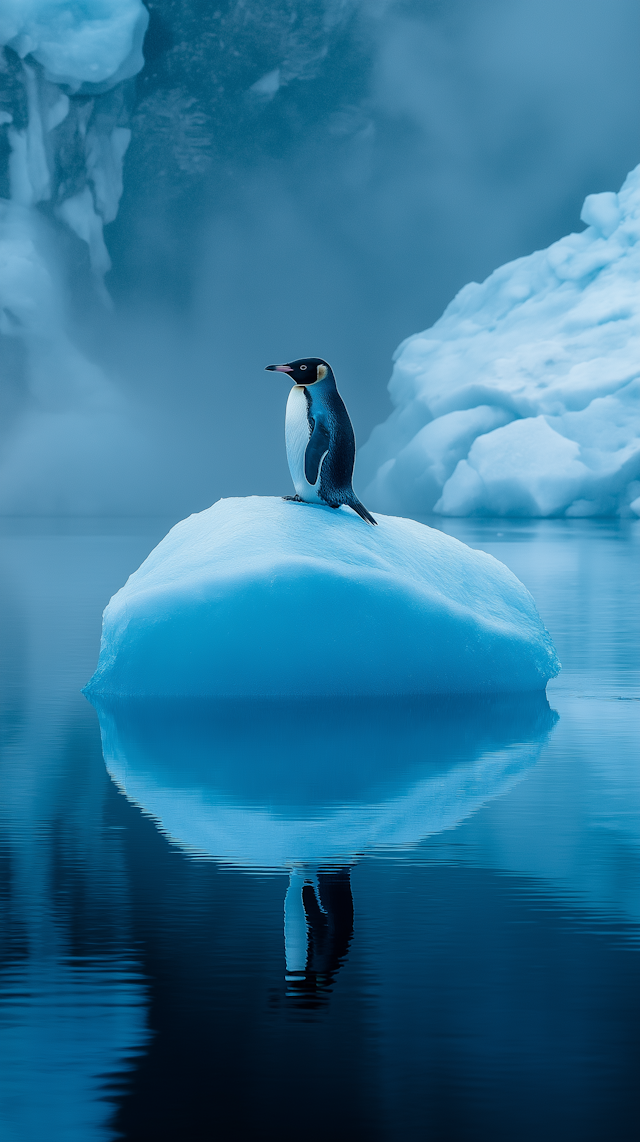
[265,357,331,386]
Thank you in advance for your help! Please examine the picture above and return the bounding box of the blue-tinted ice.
[86,497,559,698]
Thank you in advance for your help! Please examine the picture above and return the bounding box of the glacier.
[360,165,640,519]
[0,0,152,513]
[84,496,559,698]
[0,0,148,272]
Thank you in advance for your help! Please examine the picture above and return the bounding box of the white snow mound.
[360,165,640,518]
[85,497,559,698]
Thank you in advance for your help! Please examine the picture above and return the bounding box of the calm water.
[0,516,638,1142]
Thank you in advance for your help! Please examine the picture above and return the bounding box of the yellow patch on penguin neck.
[316,363,328,381]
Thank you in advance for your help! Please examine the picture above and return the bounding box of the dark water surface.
[1,516,638,1141]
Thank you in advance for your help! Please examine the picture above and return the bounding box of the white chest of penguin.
[285,385,325,503]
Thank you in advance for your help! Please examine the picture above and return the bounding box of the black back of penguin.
[304,367,354,498]
[265,357,377,525]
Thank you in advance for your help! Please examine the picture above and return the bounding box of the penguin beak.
[265,364,293,373]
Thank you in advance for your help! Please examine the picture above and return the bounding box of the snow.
[85,496,559,699]
[95,693,556,870]
[360,165,640,518]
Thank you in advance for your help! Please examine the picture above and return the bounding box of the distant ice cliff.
[360,165,640,518]
[0,0,151,513]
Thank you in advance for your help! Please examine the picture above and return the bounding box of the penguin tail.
[347,495,378,526]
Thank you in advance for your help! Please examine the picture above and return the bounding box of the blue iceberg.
[85,496,559,698]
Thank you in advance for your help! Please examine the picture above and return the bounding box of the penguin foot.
[282,495,306,503]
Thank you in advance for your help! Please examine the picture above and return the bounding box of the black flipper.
[304,418,331,485]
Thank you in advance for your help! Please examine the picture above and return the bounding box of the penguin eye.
[300,364,307,371]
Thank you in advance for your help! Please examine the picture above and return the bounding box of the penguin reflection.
[284,868,354,1007]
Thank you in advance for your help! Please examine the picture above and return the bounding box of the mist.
[1,0,639,515]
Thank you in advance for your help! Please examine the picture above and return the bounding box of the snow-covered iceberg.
[85,496,559,698]
[360,165,640,518]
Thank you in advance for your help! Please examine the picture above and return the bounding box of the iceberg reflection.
[93,694,557,998]
[94,694,557,868]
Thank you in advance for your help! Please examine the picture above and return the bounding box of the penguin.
[265,357,377,525]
